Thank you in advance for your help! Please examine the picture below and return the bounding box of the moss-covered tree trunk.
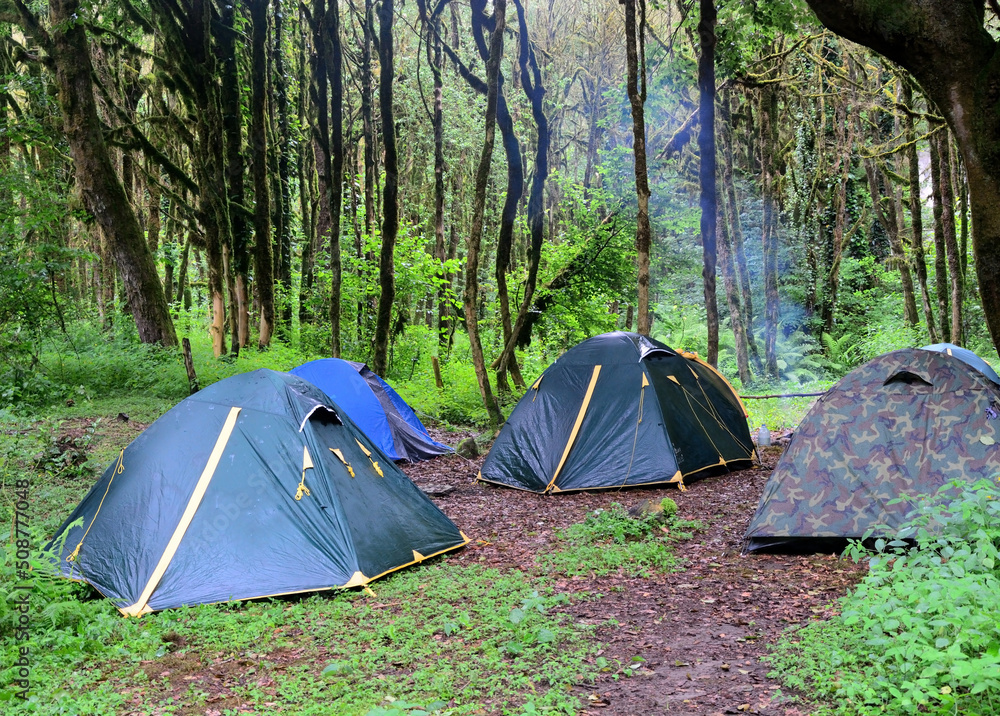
[806,0,1000,353]
[623,0,651,336]
[718,98,751,385]
[36,0,176,347]
[250,0,275,348]
[721,90,760,369]
[938,132,963,344]
[760,87,780,379]
[220,0,251,352]
[326,0,344,357]
[901,79,937,342]
[273,0,293,335]
[929,127,951,343]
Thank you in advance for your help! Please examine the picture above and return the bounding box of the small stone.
[456,437,479,458]
[421,483,455,498]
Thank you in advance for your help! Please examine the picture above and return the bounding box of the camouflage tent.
[745,347,1000,553]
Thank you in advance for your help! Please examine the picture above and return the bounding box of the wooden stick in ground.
[432,356,444,389]
[182,338,199,394]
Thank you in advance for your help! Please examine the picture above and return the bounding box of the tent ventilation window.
[883,371,933,387]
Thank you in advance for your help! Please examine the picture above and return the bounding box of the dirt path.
[404,444,866,716]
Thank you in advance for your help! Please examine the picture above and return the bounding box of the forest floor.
[21,418,867,715]
[404,433,866,716]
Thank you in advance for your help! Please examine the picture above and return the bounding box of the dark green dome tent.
[745,348,1000,553]
[478,332,754,493]
[47,369,468,616]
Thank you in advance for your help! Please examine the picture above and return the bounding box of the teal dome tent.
[47,370,468,615]
[478,332,754,493]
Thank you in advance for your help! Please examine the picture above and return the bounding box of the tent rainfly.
[745,347,1000,553]
[478,331,755,493]
[46,369,468,615]
[290,358,452,462]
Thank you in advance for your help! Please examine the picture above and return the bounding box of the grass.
[0,559,599,714]
[0,342,604,715]
[537,501,702,578]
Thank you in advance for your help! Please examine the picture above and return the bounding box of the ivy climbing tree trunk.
[250,0,275,348]
[901,78,937,342]
[929,125,951,343]
[371,0,398,376]
[41,0,176,346]
[805,0,1000,353]
[938,132,963,344]
[466,0,505,427]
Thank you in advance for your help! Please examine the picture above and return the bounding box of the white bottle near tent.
[757,424,771,447]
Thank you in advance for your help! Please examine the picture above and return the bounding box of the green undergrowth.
[742,379,832,432]
[537,500,702,578]
[0,558,599,715]
[766,479,1000,715]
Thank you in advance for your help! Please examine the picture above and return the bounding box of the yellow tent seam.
[545,365,602,492]
[121,406,241,617]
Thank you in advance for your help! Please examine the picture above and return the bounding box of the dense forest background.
[1,0,995,421]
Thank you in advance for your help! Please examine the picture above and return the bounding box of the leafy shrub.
[538,501,701,578]
[767,478,1000,715]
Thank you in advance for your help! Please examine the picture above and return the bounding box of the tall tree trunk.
[760,87,780,379]
[929,125,950,343]
[220,0,251,351]
[821,77,854,335]
[466,0,505,426]
[623,0,652,335]
[938,131,963,344]
[468,0,525,392]
[718,99,751,384]
[901,79,937,341]
[418,2,450,349]
[327,0,344,356]
[371,0,398,376]
[361,0,376,240]
[698,0,718,366]
[721,89,760,367]
[493,0,550,378]
[34,0,176,346]
[298,6,319,324]
[719,199,751,385]
[250,0,276,347]
[309,0,332,329]
[273,0,293,333]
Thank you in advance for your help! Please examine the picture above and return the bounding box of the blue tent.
[920,343,1000,385]
[290,359,452,462]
